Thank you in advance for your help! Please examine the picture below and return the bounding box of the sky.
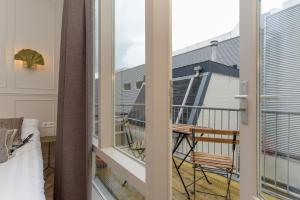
[113,0,289,70]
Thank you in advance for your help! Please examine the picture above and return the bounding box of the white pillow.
[21,119,39,140]
[22,119,39,129]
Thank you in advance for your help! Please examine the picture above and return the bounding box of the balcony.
[94,104,300,199]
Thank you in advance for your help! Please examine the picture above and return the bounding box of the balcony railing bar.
[261,110,300,115]
[116,104,241,112]
[287,114,290,193]
[275,114,278,188]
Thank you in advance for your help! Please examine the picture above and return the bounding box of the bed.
[0,119,46,200]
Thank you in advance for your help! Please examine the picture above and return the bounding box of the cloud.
[172,0,239,51]
[115,0,240,69]
[115,0,145,69]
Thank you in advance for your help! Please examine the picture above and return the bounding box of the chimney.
[210,40,218,62]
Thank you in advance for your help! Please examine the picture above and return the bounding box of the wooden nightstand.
[41,136,56,171]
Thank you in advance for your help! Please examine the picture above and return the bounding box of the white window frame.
[95,0,172,199]
[240,0,260,199]
[94,0,263,199]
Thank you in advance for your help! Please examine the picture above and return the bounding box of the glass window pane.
[114,0,146,163]
[259,0,300,199]
[172,0,240,199]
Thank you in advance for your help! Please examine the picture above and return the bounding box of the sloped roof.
[173,37,240,69]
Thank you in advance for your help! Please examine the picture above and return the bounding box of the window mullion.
[99,0,114,148]
[145,0,172,199]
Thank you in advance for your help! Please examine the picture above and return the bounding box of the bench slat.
[191,136,240,144]
[191,152,234,169]
[190,127,240,135]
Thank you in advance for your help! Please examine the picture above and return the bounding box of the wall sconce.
[14,49,45,70]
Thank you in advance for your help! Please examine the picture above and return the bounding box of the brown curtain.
[54,0,93,199]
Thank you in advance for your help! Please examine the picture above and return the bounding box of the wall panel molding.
[0,0,8,88]
[0,0,63,136]
[0,92,57,97]
[13,0,58,90]
[15,99,57,136]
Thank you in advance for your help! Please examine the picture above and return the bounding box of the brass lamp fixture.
[14,49,45,69]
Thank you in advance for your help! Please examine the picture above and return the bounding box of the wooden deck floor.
[44,168,54,200]
[43,145,279,200]
[45,168,280,200]
[172,158,240,200]
[95,156,240,200]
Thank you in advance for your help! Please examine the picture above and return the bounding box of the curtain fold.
[55,0,92,199]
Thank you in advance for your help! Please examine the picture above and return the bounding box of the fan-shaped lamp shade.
[14,49,45,69]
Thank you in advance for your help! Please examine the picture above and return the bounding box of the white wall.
[202,73,239,109]
[197,73,240,132]
[0,0,63,136]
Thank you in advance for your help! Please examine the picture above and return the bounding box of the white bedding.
[0,119,46,200]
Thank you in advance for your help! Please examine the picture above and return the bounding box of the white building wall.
[202,73,239,110]
[197,73,240,132]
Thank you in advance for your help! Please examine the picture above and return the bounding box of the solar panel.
[128,84,145,126]
[175,76,204,124]
[185,77,202,105]
[173,79,190,105]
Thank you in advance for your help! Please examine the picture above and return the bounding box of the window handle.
[235,94,248,125]
[235,81,248,125]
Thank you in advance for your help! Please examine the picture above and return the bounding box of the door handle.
[235,95,248,112]
[235,95,248,99]
[235,81,248,125]
[235,94,248,124]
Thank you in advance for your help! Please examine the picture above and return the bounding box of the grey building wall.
[115,65,145,106]
[261,4,300,112]
[261,4,300,159]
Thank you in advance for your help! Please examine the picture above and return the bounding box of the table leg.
[173,157,190,199]
[172,134,185,154]
[177,138,197,170]
[172,133,190,198]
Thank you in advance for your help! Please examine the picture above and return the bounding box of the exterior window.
[136,81,143,89]
[123,83,131,91]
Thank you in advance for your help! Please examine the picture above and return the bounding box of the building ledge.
[92,141,146,195]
